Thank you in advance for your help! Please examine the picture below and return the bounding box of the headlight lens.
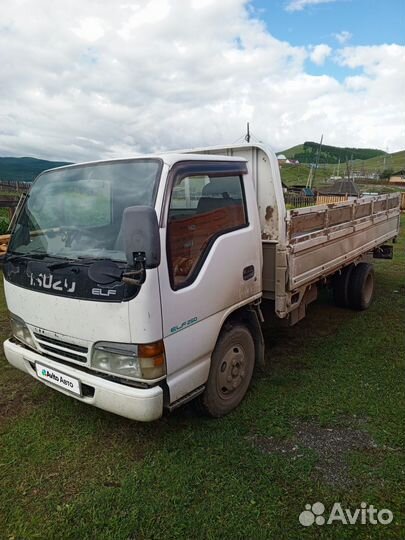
[91,341,165,380]
[10,314,36,349]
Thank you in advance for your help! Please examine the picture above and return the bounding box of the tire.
[348,262,375,311]
[332,264,354,308]
[197,324,255,418]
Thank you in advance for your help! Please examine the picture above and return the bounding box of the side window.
[167,174,248,289]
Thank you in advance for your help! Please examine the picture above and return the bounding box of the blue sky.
[251,0,404,79]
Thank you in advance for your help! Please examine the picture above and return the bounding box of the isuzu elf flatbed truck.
[3,144,400,420]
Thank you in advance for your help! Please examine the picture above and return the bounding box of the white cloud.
[309,43,332,65]
[285,0,337,12]
[333,30,352,44]
[0,0,404,163]
[73,17,106,42]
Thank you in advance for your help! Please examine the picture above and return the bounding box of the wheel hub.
[217,344,246,397]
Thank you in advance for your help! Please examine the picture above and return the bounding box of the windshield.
[9,159,162,262]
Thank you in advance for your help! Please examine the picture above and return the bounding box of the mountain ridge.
[280,141,387,164]
[1,143,404,183]
[0,156,71,182]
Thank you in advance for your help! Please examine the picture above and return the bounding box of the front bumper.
[3,339,164,422]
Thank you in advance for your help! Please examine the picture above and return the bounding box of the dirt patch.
[251,420,378,487]
[0,377,51,429]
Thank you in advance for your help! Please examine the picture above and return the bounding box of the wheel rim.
[216,343,247,400]
[363,272,374,304]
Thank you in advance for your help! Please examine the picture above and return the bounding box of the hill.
[282,141,386,165]
[280,148,405,189]
[353,149,405,173]
[0,157,71,183]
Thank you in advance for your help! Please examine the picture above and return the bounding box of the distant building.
[277,155,299,166]
[319,179,361,198]
[389,170,405,184]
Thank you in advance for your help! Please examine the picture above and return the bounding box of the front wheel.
[197,324,255,418]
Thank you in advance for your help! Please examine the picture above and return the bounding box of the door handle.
[243,265,255,281]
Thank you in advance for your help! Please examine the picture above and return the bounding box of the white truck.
[2,144,401,421]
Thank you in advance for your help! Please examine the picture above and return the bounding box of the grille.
[34,333,88,364]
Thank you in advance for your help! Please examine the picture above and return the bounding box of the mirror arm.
[122,251,146,285]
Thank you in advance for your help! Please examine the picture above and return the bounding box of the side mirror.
[122,206,160,268]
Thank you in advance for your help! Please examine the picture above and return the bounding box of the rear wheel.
[348,262,375,311]
[332,264,354,308]
[197,324,255,418]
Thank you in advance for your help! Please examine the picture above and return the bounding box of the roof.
[320,179,361,196]
[277,154,287,160]
[38,152,247,175]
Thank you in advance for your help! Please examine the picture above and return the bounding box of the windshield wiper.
[47,256,113,269]
[6,251,49,262]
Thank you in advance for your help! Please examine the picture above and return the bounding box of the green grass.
[280,147,405,188]
[0,208,10,222]
[280,163,333,187]
[281,144,306,158]
[0,218,404,539]
[353,150,405,174]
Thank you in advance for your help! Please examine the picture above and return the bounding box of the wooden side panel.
[285,194,401,293]
[373,199,387,213]
[290,211,325,237]
[355,203,372,219]
[328,205,352,226]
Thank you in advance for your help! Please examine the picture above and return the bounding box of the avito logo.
[299,501,393,527]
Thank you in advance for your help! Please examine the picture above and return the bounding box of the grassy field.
[280,163,332,187]
[354,150,405,174]
[0,218,404,539]
[279,148,405,188]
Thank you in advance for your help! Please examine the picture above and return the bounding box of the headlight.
[91,341,166,381]
[10,314,36,350]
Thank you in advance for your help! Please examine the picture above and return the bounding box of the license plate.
[35,362,82,396]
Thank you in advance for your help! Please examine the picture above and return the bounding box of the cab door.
[158,160,262,405]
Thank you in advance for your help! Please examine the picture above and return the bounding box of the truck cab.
[3,152,264,421]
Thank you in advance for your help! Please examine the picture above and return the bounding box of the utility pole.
[312,134,323,187]
[244,122,251,143]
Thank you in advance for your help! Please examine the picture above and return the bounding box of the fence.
[284,193,315,208]
[0,180,31,192]
[316,194,348,205]
[0,197,19,222]
[284,192,352,209]
[401,192,405,211]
